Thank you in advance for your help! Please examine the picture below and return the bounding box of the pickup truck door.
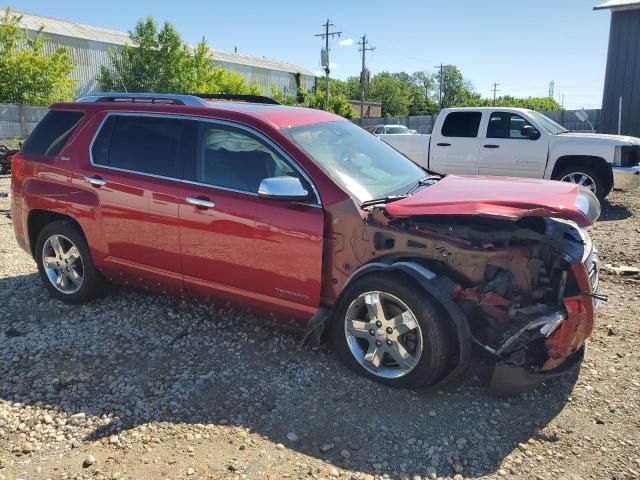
[178,120,324,325]
[478,111,548,177]
[429,111,482,175]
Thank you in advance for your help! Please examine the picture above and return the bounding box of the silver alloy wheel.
[344,291,423,379]
[560,172,597,193]
[42,234,84,294]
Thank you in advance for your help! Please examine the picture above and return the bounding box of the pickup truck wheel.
[330,275,451,388]
[555,165,607,200]
[35,220,103,304]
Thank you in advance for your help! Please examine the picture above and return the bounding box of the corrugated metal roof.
[14,11,131,45]
[594,0,640,10]
[10,10,315,76]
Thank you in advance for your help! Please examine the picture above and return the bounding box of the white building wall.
[32,32,123,97]
[28,31,315,97]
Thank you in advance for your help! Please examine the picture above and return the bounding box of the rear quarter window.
[22,110,84,158]
[441,112,482,137]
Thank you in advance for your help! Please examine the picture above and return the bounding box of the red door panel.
[179,185,324,325]
[71,167,184,294]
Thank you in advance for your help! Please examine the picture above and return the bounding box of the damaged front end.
[402,215,603,394]
[322,183,603,393]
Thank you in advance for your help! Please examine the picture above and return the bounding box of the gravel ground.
[1,174,639,480]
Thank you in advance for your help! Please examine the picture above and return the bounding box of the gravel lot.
[1,174,639,480]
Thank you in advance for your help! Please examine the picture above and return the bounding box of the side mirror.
[258,176,310,202]
[521,125,541,140]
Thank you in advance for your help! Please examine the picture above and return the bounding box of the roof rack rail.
[192,93,281,105]
[76,93,209,107]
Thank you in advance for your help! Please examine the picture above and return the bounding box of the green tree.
[308,81,355,118]
[98,17,262,95]
[432,65,476,108]
[0,8,76,105]
[454,94,562,111]
[367,72,412,116]
[269,84,298,106]
[411,71,439,114]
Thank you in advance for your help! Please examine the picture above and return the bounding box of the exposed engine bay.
[321,197,601,384]
[401,215,595,373]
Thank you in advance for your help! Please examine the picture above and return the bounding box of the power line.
[548,80,555,99]
[357,34,375,120]
[491,82,501,106]
[314,19,341,110]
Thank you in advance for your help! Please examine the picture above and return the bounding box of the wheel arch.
[550,155,613,192]
[27,210,87,258]
[327,259,473,386]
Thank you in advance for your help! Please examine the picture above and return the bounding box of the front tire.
[35,220,104,304]
[330,274,453,388]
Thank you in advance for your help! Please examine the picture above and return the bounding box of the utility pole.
[491,82,500,106]
[357,34,375,120]
[315,19,341,110]
[434,63,444,109]
[548,80,555,99]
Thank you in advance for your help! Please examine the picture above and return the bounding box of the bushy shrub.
[0,8,76,105]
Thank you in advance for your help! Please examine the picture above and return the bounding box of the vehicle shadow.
[599,195,632,221]
[0,273,578,478]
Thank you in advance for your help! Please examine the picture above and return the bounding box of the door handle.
[186,197,215,209]
[483,144,500,149]
[84,175,106,187]
[436,143,451,147]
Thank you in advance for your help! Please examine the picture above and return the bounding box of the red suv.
[11,93,602,393]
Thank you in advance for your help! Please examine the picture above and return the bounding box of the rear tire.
[35,220,104,304]
[554,165,608,200]
[330,274,453,388]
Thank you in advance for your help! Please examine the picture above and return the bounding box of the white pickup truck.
[377,107,640,199]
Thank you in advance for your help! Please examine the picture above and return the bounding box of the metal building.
[595,0,640,136]
[11,10,316,97]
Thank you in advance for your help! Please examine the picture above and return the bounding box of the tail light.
[10,152,25,183]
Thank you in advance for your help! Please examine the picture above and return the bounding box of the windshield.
[284,121,426,203]
[385,126,409,134]
[528,111,569,135]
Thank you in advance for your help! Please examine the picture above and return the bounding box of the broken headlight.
[575,188,601,224]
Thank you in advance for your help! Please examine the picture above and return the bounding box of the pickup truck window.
[194,123,298,194]
[92,115,196,179]
[285,121,424,203]
[22,110,84,158]
[487,112,533,139]
[441,112,482,137]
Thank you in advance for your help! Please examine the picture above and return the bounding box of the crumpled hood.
[384,175,599,226]
[560,132,640,146]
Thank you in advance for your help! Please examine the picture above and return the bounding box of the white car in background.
[372,124,416,135]
[377,107,640,200]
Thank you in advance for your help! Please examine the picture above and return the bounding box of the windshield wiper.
[405,175,441,196]
[360,195,407,209]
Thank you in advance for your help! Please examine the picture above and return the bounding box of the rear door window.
[92,115,196,179]
[441,112,482,137]
[22,110,84,158]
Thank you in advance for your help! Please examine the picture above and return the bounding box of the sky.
[8,0,611,109]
